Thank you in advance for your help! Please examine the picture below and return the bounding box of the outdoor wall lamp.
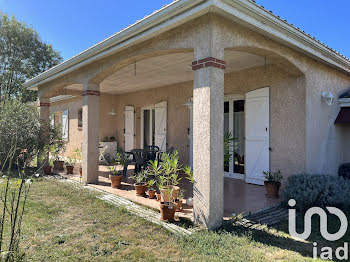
[184,98,193,108]
[108,108,117,116]
[321,91,334,106]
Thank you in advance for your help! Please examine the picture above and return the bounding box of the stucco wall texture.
[48,14,350,180]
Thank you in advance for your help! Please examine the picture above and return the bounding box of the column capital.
[192,57,226,70]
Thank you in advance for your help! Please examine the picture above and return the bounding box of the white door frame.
[224,94,245,180]
[140,105,154,149]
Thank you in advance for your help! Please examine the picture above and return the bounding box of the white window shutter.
[124,106,134,152]
[62,110,69,141]
[245,87,270,185]
[154,101,167,152]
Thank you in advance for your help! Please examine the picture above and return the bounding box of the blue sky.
[1,0,349,60]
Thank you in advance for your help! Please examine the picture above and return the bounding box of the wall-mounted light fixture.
[321,91,334,106]
[108,108,117,116]
[184,98,193,108]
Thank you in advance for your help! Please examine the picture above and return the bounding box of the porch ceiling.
[64,50,267,95]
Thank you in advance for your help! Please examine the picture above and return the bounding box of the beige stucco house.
[24,0,350,229]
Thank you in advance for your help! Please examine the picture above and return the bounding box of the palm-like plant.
[148,151,184,205]
[130,169,148,185]
[224,132,235,168]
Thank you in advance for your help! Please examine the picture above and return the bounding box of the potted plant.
[108,150,128,188]
[39,144,54,175]
[147,179,156,199]
[73,148,82,176]
[108,164,123,188]
[175,189,185,212]
[148,151,184,221]
[159,151,182,202]
[51,140,66,171]
[224,132,235,170]
[65,155,76,174]
[130,169,148,196]
[147,150,195,221]
[115,148,129,177]
[263,170,283,198]
[43,158,54,175]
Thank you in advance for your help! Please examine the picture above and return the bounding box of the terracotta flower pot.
[66,166,74,174]
[53,160,64,171]
[110,175,123,188]
[175,199,183,212]
[134,183,147,196]
[160,186,180,202]
[43,165,52,175]
[156,193,161,201]
[160,202,176,221]
[148,190,156,199]
[264,181,281,198]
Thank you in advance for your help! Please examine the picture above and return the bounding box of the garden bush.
[283,174,350,212]
[0,100,42,170]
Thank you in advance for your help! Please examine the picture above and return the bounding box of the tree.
[0,100,42,171]
[0,13,62,102]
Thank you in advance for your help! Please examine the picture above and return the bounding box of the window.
[62,110,69,141]
[78,108,82,129]
[224,98,245,175]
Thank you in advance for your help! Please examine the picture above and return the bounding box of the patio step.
[244,204,288,226]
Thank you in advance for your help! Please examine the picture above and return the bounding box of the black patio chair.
[131,149,146,174]
[145,145,160,151]
[167,147,175,155]
[157,147,175,163]
[122,151,134,177]
[145,145,160,163]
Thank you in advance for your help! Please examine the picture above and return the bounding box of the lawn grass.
[14,178,330,261]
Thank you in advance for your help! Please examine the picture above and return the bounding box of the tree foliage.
[0,13,62,102]
[0,100,42,171]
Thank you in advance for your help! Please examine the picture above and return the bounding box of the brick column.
[192,54,225,229]
[82,83,100,184]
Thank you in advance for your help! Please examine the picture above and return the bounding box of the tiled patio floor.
[64,165,194,221]
[224,177,281,216]
[62,165,281,220]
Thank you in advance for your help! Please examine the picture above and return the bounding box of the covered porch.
[41,44,304,229]
[42,44,304,229]
[35,12,306,229]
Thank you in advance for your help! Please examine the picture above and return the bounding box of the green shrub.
[0,100,42,170]
[283,174,350,212]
